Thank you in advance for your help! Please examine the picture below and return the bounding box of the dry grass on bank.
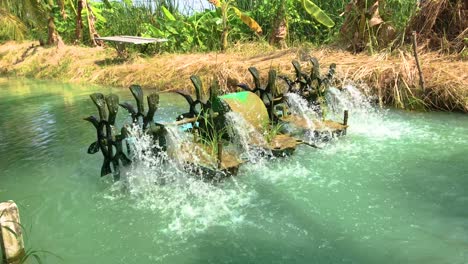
[0,41,467,112]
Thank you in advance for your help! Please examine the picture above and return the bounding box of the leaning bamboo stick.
[412,31,426,92]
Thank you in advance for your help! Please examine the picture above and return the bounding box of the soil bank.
[1,41,466,112]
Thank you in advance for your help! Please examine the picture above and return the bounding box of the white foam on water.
[100,84,423,240]
[103,124,254,237]
[326,85,413,140]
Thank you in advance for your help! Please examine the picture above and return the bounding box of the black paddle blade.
[146,93,159,124]
[119,153,132,166]
[100,158,112,177]
[174,91,195,114]
[324,63,336,84]
[105,94,119,126]
[190,75,203,102]
[209,79,220,104]
[310,57,320,81]
[237,83,253,92]
[292,60,302,80]
[129,85,145,114]
[83,116,99,128]
[248,67,262,90]
[90,93,108,121]
[87,141,100,154]
[111,159,120,181]
[119,102,137,116]
[266,69,277,94]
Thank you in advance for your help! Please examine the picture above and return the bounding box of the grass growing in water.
[0,207,61,264]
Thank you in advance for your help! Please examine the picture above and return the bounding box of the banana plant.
[208,0,262,51]
[270,0,335,47]
[74,0,107,46]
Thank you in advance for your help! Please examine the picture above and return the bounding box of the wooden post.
[0,201,25,264]
[343,110,349,135]
[192,126,199,143]
[412,31,426,93]
[217,141,223,169]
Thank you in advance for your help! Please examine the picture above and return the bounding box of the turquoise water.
[0,78,467,263]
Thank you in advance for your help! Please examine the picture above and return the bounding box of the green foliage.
[379,0,418,31]
[208,0,263,51]
[198,113,227,158]
[0,9,28,40]
[238,0,342,45]
[100,2,152,37]
[339,0,419,52]
[0,0,424,53]
[263,122,284,143]
[0,0,46,41]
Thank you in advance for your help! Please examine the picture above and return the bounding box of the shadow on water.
[399,150,468,217]
[181,180,385,264]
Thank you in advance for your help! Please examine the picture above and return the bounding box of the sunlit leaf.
[301,0,335,28]
[231,7,262,34]
[161,6,175,21]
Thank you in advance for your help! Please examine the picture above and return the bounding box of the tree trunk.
[85,0,102,46]
[221,28,228,52]
[270,18,288,49]
[220,2,228,52]
[75,0,84,44]
[269,1,288,49]
[47,16,64,47]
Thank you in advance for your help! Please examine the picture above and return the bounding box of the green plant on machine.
[208,0,263,51]
[198,112,228,158]
[263,122,284,143]
[196,79,227,158]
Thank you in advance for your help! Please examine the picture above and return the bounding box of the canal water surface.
[0,78,467,263]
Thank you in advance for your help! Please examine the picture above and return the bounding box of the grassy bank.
[1,41,467,112]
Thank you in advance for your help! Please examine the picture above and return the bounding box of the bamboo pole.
[162,113,219,127]
[0,201,25,264]
[343,110,349,135]
[412,31,426,92]
[217,141,223,169]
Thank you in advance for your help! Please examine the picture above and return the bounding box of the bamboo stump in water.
[0,201,25,264]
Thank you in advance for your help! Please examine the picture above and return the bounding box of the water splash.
[326,84,411,139]
[104,124,254,237]
[164,125,217,171]
[326,85,374,116]
[286,93,334,143]
[285,93,319,130]
[225,112,272,162]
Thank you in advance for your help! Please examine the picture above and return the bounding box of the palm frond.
[0,8,27,40]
